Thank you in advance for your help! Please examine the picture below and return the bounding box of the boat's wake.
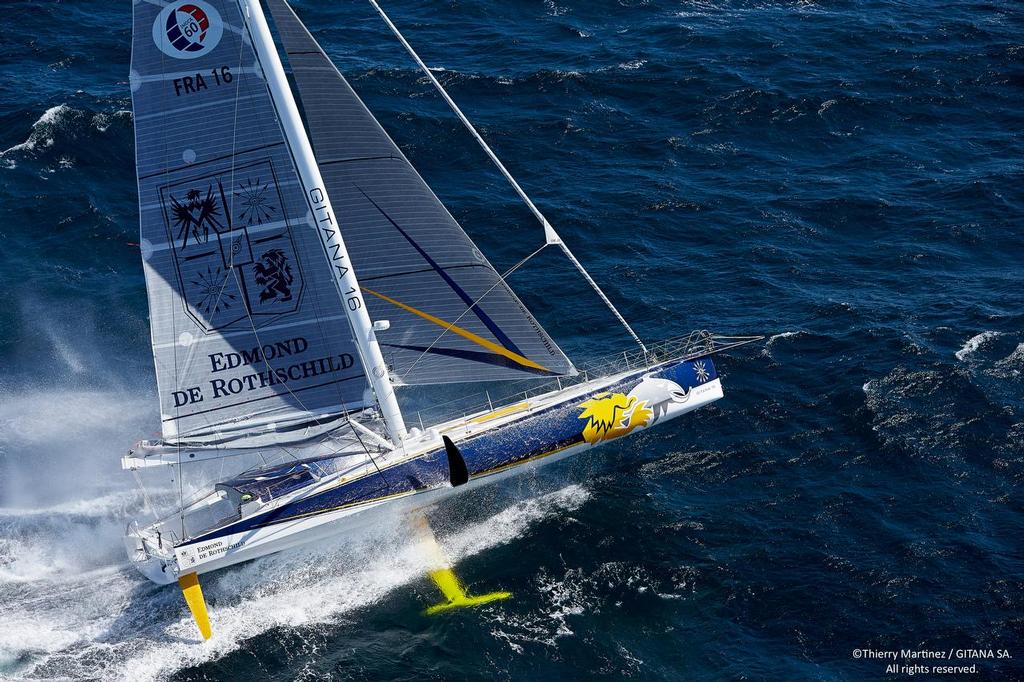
[0,384,590,681]
[2,484,589,681]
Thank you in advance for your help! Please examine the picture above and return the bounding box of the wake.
[0,383,590,681]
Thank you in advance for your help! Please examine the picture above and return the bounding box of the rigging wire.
[365,0,648,355]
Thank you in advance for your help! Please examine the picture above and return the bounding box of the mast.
[240,0,407,441]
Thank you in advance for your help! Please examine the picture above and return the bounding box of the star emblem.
[235,177,277,226]
[694,361,710,382]
[191,265,236,316]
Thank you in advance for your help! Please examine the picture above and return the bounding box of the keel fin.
[425,568,512,615]
[178,572,212,641]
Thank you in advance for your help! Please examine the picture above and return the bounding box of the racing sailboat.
[124,0,758,640]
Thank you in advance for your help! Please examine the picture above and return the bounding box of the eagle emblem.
[170,186,224,248]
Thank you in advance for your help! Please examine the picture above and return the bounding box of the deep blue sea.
[1,0,1023,680]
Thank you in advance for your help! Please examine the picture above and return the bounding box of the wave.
[487,559,687,659]
[861,363,1006,461]
[1,104,69,159]
[544,0,570,17]
[673,0,826,21]
[357,56,658,94]
[985,342,1024,380]
[818,98,838,115]
[615,59,647,71]
[955,331,1003,361]
[762,330,803,358]
[0,104,132,171]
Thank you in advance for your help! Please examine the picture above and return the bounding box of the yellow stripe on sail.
[362,288,551,373]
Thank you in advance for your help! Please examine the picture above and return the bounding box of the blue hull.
[179,355,718,549]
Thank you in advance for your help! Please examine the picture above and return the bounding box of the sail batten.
[131,0,372,442]
[265,0,575,385]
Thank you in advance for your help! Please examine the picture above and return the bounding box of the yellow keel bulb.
[425,568,512,615]
[178,572,212,641]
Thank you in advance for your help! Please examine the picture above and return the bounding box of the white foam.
[767,331,799,345]
[0,104,69,159]
[0,482,590,681]
[0,105,131,171]
[446,484,590,559]
[0,610,89,659]
[93,110,132,133]
[0,489,144,585]
[488,560,659,654]
[762,330,801,358]
[544,0,569,17]
[987,342,1024,379]
[617,59,647,71]
[122,485,587,680]
[0,369,155,589]
[1000,343,1024,364]
[955,331,1002,361]
[672,0,718,20]
[0,307,593,678]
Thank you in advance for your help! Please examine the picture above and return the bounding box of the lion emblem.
[253,248,294,303]
[578,392,653,445]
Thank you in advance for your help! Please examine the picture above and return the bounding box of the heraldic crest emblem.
[159,159,303,332]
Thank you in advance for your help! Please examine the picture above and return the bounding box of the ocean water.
[1,0,1022,680]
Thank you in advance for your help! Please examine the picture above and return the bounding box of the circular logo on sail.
[152,2,223,60]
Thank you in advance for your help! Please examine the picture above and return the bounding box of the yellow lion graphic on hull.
[578,392,654,445]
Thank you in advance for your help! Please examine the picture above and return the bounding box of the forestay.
[265,0,576,385]
[131,0,370,441]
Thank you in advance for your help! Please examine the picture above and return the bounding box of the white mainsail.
[131,0,578,445]
[131,0,374,441]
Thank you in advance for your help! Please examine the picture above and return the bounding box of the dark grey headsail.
[131,0,370,441]
[265,0,575,385]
